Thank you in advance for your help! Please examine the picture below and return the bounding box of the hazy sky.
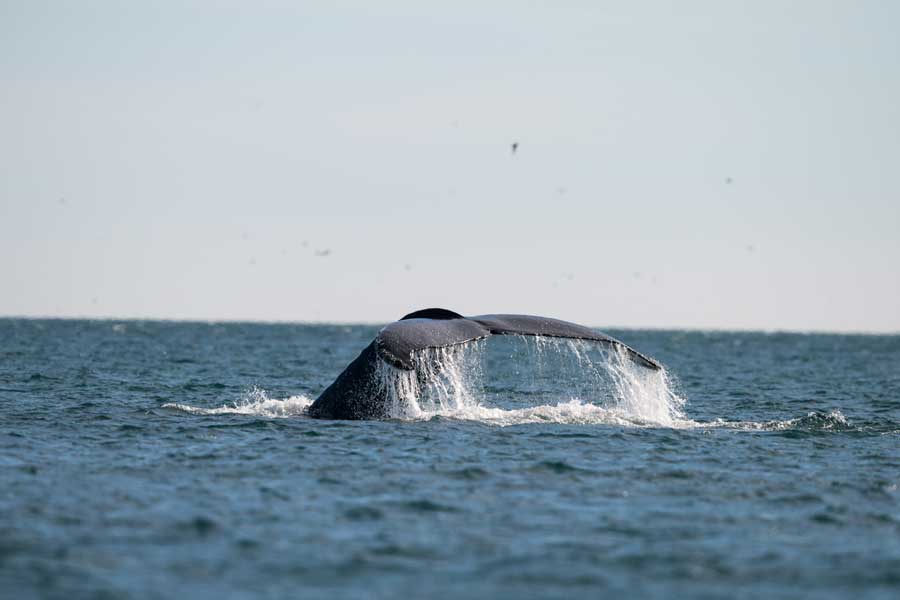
[2,1,898,331]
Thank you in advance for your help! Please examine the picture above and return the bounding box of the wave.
[162,387,313,418]
[164,393,856,433]
[707,410,854,432]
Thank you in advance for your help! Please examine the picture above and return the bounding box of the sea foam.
[163,387,313,418]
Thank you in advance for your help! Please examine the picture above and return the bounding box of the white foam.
[429,398,698,428]
[163,387,313,418]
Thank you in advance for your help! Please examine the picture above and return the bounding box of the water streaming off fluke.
[374,336,687,427]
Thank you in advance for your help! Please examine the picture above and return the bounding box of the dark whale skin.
[307,309,661,420]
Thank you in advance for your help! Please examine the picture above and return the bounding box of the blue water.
[1,319,899,599]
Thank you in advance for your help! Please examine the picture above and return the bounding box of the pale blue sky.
[2,1,898,331]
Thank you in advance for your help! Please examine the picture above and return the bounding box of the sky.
[2,1,898,331]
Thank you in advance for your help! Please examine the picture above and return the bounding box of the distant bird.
[511,142,519,155]
[315,249,332,257]
[725,177,733,184]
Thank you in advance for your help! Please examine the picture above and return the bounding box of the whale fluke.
[308,309,661,420]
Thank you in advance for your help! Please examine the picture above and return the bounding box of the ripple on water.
[528,460,587,474]
[445,466,491,480]
[401,499,460,513]
[4,320,900,599]
[342,506,385,521]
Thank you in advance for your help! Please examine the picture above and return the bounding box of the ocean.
[1,318,898,599]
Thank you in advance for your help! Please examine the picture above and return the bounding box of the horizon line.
[2,313,897,337]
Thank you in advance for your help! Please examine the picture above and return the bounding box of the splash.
[376,340,486,420]
[162,386,313,418]
[570,340,685,425]
[376,336,688,427]
[163,340,853,433]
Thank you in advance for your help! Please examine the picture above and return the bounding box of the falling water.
[374,336,686,426]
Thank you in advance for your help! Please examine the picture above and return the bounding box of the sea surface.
[1,318,899,599]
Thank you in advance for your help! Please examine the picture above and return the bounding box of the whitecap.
[163,387,313,418]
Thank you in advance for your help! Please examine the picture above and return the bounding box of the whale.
[307,308,661,420]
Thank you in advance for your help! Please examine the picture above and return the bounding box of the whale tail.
[308,309,661,420]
